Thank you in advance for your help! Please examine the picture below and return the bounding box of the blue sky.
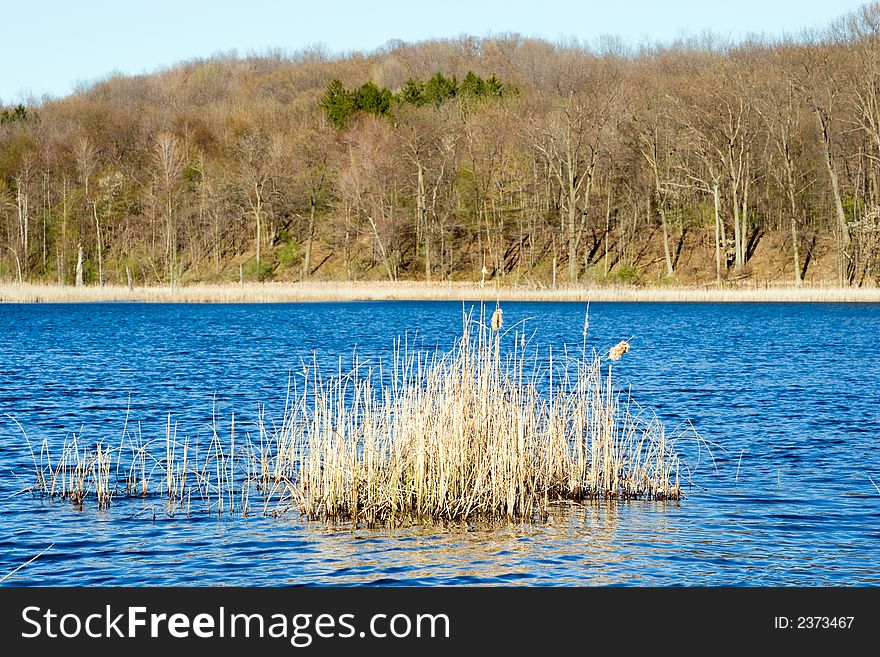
[0,0,869,102]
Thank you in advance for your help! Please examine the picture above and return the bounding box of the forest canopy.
[4,2,880,287]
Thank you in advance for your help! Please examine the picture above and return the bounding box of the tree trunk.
[648,150,674,277]
[604,186,611,276]
[301,199,315,281]
[60,177,69,285]
[8,250,23,284]
[740,169,750,266]
[816,109,853,283]
[344,230,351,281]
[416,161,432,282]
[790,213,802,285]
[655,191,673,277]
[365,213,395,281]
[75,244,84,287]
[43,171,50,272]
[93,202,104,287]
[568,200,578,283]
[731,179,743,271]
[16,182,28,277]
[424,225,432,282]
[660,206,673,277]
[567,151,579,282]
[781,143,802,285]
[253,182,263,266]
[165,194,174,283]
[713,182,722,282]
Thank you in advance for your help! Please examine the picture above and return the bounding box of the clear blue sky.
[0,0,869,103]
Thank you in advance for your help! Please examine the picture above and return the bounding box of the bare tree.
[232,131,284,268]
[152,132,184,282]
[289,113,335,281]
[339,117,404,280]
[529,87,616,282]
[783,34,854,283]
[629,72,679,276]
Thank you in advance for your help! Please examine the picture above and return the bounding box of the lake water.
[1,301,878,586]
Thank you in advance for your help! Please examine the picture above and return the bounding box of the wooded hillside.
[4,3,880,287]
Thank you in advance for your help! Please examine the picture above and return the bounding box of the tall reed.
[18,309,688,523]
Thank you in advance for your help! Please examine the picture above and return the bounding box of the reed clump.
[18,310,688,524]
[21,413,250,517]
[288,312,681,523]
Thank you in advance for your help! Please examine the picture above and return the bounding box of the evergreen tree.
[485,74,505,97]
[424,72,458,107]
[400,78,426,106]
[320,79,355,129]
[353,81,392,116]
[460,71,486,97]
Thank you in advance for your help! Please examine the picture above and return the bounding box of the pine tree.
[320,79,355,129]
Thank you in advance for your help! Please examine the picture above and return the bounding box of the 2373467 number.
[775,616,854,629]
[798,616,854,629]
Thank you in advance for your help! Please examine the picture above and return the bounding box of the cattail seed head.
[491,307,503,331]
[609,340,630,361]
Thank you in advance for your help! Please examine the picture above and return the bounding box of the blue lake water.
[0,301,878,586]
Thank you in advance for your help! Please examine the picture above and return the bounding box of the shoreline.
[1,281,880,303]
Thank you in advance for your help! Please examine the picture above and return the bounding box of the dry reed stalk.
[95,443,112,508]
[0,543,54,584]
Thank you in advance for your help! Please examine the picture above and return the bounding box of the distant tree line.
[4,2,880,287]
